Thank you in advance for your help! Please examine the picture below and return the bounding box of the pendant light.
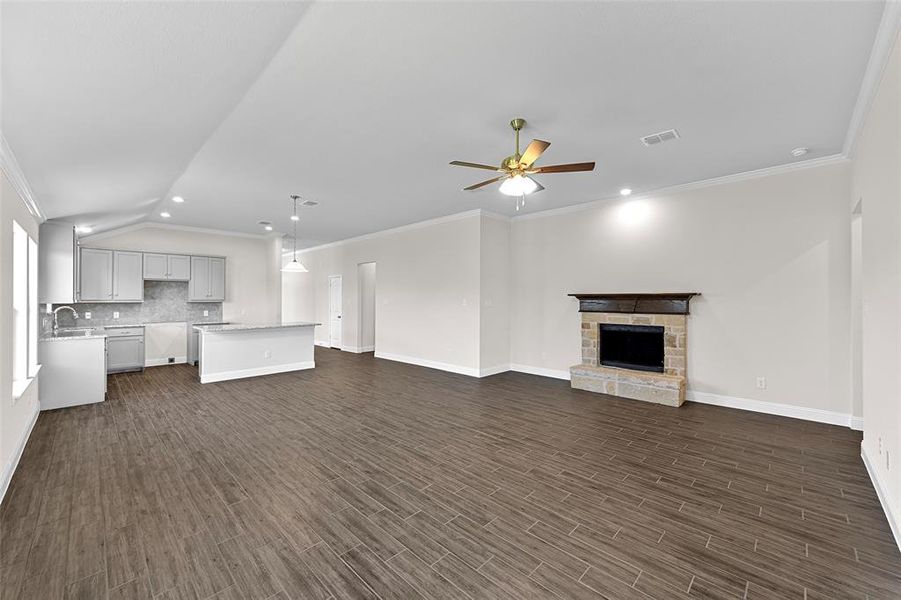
[282,195,308,273]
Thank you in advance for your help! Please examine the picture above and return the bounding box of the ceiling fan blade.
[450,160,502,171]
[533,180,545,193]
[463,176,504,191]
[519,139,550,167]
[533,162,596,173]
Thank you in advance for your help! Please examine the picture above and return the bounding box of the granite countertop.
[40,328,108,342]
[193,322,319,333]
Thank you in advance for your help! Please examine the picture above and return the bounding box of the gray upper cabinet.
[144,253,190,281]
[79,248,113,301]
[79,248,143,302]
[38,222,76,304]
[209,257,225,301]
[143,253,168,280]
[167,255,191,280]
[113,251,143,301]
[189,256,225,301]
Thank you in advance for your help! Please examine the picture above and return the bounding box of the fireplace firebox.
[599,323,665,373]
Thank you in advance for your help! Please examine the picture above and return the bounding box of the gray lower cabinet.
[79,248,143,302]
[106,327,144,373]
[189,256,225,301]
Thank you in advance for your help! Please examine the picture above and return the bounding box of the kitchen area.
[38,222,230,410]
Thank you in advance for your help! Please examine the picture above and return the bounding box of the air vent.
[300,199,318,207]
[640,128,680,147]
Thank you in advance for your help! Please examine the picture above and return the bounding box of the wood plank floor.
[2,348,900,599]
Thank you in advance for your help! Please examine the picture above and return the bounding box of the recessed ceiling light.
[290,214,300,221]
[172,196,185,203]
[620,188,632,196]
[160,211,171,218]
[75,225,92,234]
[791,147,809,157]
[265,225,273,231]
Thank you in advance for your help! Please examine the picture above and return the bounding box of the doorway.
[357,262,376,353]
[328,275,342,349]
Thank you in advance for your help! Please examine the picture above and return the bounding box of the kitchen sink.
[54,328,98,337]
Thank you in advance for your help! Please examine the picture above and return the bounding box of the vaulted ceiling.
[1,1,887,246]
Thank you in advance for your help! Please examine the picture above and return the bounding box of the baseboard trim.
[0,403,39,505]
[374,351,480,377]
[686,390,857,428]
[850,416,864,431]
[344,345,375,354]
[200,361,315,384]
[145,356,187,367]
[862,443,901,552]
[314,340,331,348]
[510,363,572,381]
[479,364,511,377]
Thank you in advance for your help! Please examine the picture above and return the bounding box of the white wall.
[851,28,901,545]
[358,262,376,352]
[0,170,41,502]
[284,213,482,374]
[83,226,281,324]
[510,162,852,418]
[479,215,510,374]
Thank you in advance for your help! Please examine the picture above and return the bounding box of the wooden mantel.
[568,293,700,315]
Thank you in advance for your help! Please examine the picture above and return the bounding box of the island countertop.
[193,322,320,333]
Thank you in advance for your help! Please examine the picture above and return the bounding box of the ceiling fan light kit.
[282,194,309,273]
[450,117,596,204]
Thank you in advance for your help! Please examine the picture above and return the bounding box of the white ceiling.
[2,1,886,246]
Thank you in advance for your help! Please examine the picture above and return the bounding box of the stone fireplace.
[569,293,698,407]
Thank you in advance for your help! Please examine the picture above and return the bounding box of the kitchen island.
[193,322,319,383]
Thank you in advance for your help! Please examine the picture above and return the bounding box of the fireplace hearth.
[568,293,698,407]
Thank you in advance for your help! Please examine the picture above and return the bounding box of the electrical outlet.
[84,312,91,319]
[264,350,271,359]
[203,310,209,317]
[887,451,891,471]
[113,311,119,319]
[879,436,883,454]
[756,376,767,389]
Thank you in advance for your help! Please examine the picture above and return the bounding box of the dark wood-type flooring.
[2,348,900,599]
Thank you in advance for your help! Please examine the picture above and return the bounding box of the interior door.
[79,248,113,301]
[329,275,342,349]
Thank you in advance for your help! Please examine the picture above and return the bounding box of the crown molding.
[0,131,45,222]
[843,0,901,157]
[295,209,488,255]
[82,221,271,243]
[512,153,850,222]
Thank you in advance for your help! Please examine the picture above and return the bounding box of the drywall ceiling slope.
[1,1,885,244]
[1,1,309,230]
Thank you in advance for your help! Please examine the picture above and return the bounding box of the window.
[12,220,39,398]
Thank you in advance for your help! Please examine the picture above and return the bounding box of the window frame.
[12,220,40,401]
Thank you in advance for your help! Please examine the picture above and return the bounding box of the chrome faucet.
[52,306,79,333]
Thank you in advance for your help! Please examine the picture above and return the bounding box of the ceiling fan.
[450,118,595,200]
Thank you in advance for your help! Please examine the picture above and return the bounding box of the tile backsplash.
[50,281,222,329]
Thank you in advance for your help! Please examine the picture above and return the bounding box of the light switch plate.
[85,312,91,319]
[203,310,209,317]
[113,311,119,319]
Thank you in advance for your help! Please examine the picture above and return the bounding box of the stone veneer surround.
[571,312,688,407]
